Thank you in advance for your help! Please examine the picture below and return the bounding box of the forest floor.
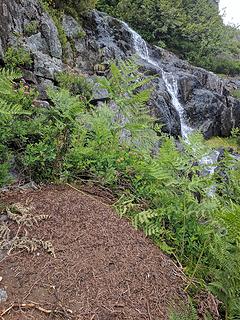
[0,184,187,320]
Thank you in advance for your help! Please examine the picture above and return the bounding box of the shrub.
[231,89,240,100]
[4,47,32,69]
[43,0,96,14]
[24,21,39,36]
[56,71,93,99]
[205,58,240,76]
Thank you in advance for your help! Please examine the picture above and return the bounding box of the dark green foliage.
[56,71,93,99]
[4,47,32,69]
[43,0,96,14]
[24,21,39,36]
[0,69,34,185]
[206,58,240,76]
[97,0,240,75]
[23,88,85,179]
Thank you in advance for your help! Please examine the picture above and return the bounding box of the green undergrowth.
[4,47,32,69]
[0,60,240,319]
[231,89,240,100]
[97,0,240,76]
[206,136,240,153]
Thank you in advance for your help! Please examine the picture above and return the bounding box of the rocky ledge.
[0,0,239,138]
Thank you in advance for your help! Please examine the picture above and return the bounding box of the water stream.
[125,23,193,139]
[125,23,220,172]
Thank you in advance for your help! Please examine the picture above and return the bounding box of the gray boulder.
[33,52,63,79]
[62,14,82,38]
[41,12,62,59]
[25,32,48,54]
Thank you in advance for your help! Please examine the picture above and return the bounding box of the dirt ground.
[0,184,187,320]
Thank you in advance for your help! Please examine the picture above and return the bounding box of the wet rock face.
[185,89,226,138]
[0,0,239,138]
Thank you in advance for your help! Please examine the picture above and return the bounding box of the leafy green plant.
[231,89,240,100]
[169,303,199,320]
[24,21,39,36]
[231,127,240,147]
[4,47,32,69]
[56,71,93,99]
[23,88,86,180]
[0,68,34,186]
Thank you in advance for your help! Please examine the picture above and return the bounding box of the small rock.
[25,32,49,55]
[33,100,50,108]
[0,214,8,222]
[62,15,83,39]
[33,52,63,79]
[22,69,38,84]
[41,13,62,59]
[0,288,7,303]
[19,181,38,190]
[0,38,4,59]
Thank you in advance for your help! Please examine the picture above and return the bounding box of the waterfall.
[161,71,193,139]
[124,23,220,174]
[124,23,193,138]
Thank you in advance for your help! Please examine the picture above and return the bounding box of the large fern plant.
[0,68,34,186]
[0,68,27,117]
[97,58,158,151]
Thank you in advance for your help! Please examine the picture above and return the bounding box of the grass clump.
[24,21,39,36]
[206,128,240,152]
[231,88,240,100]
[56,71,93,99]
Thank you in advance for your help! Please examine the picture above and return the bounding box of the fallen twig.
[1,301,73,318]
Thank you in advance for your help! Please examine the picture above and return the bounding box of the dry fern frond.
[0,203,54,257]
[6,204,49,226]
[0,224,10,241]
[9,236,55,257]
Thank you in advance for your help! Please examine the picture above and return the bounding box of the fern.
[0,204,54,256]
[0,68,32,119]
[97,58,158,151]
[0,99,25,116]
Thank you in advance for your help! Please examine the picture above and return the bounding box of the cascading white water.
[161,71,193,139]
[199,150,220,175]
[124,23,220,174]
[124,23,193,139]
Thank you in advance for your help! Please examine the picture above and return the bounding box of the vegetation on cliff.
[97,0,240,75]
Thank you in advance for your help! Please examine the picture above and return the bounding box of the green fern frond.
[0,99,25,115]
[0,68,32,118]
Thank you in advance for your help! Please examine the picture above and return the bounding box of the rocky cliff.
[0,0,240,139]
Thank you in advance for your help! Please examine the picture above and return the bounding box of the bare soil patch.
[0,185,187,319]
